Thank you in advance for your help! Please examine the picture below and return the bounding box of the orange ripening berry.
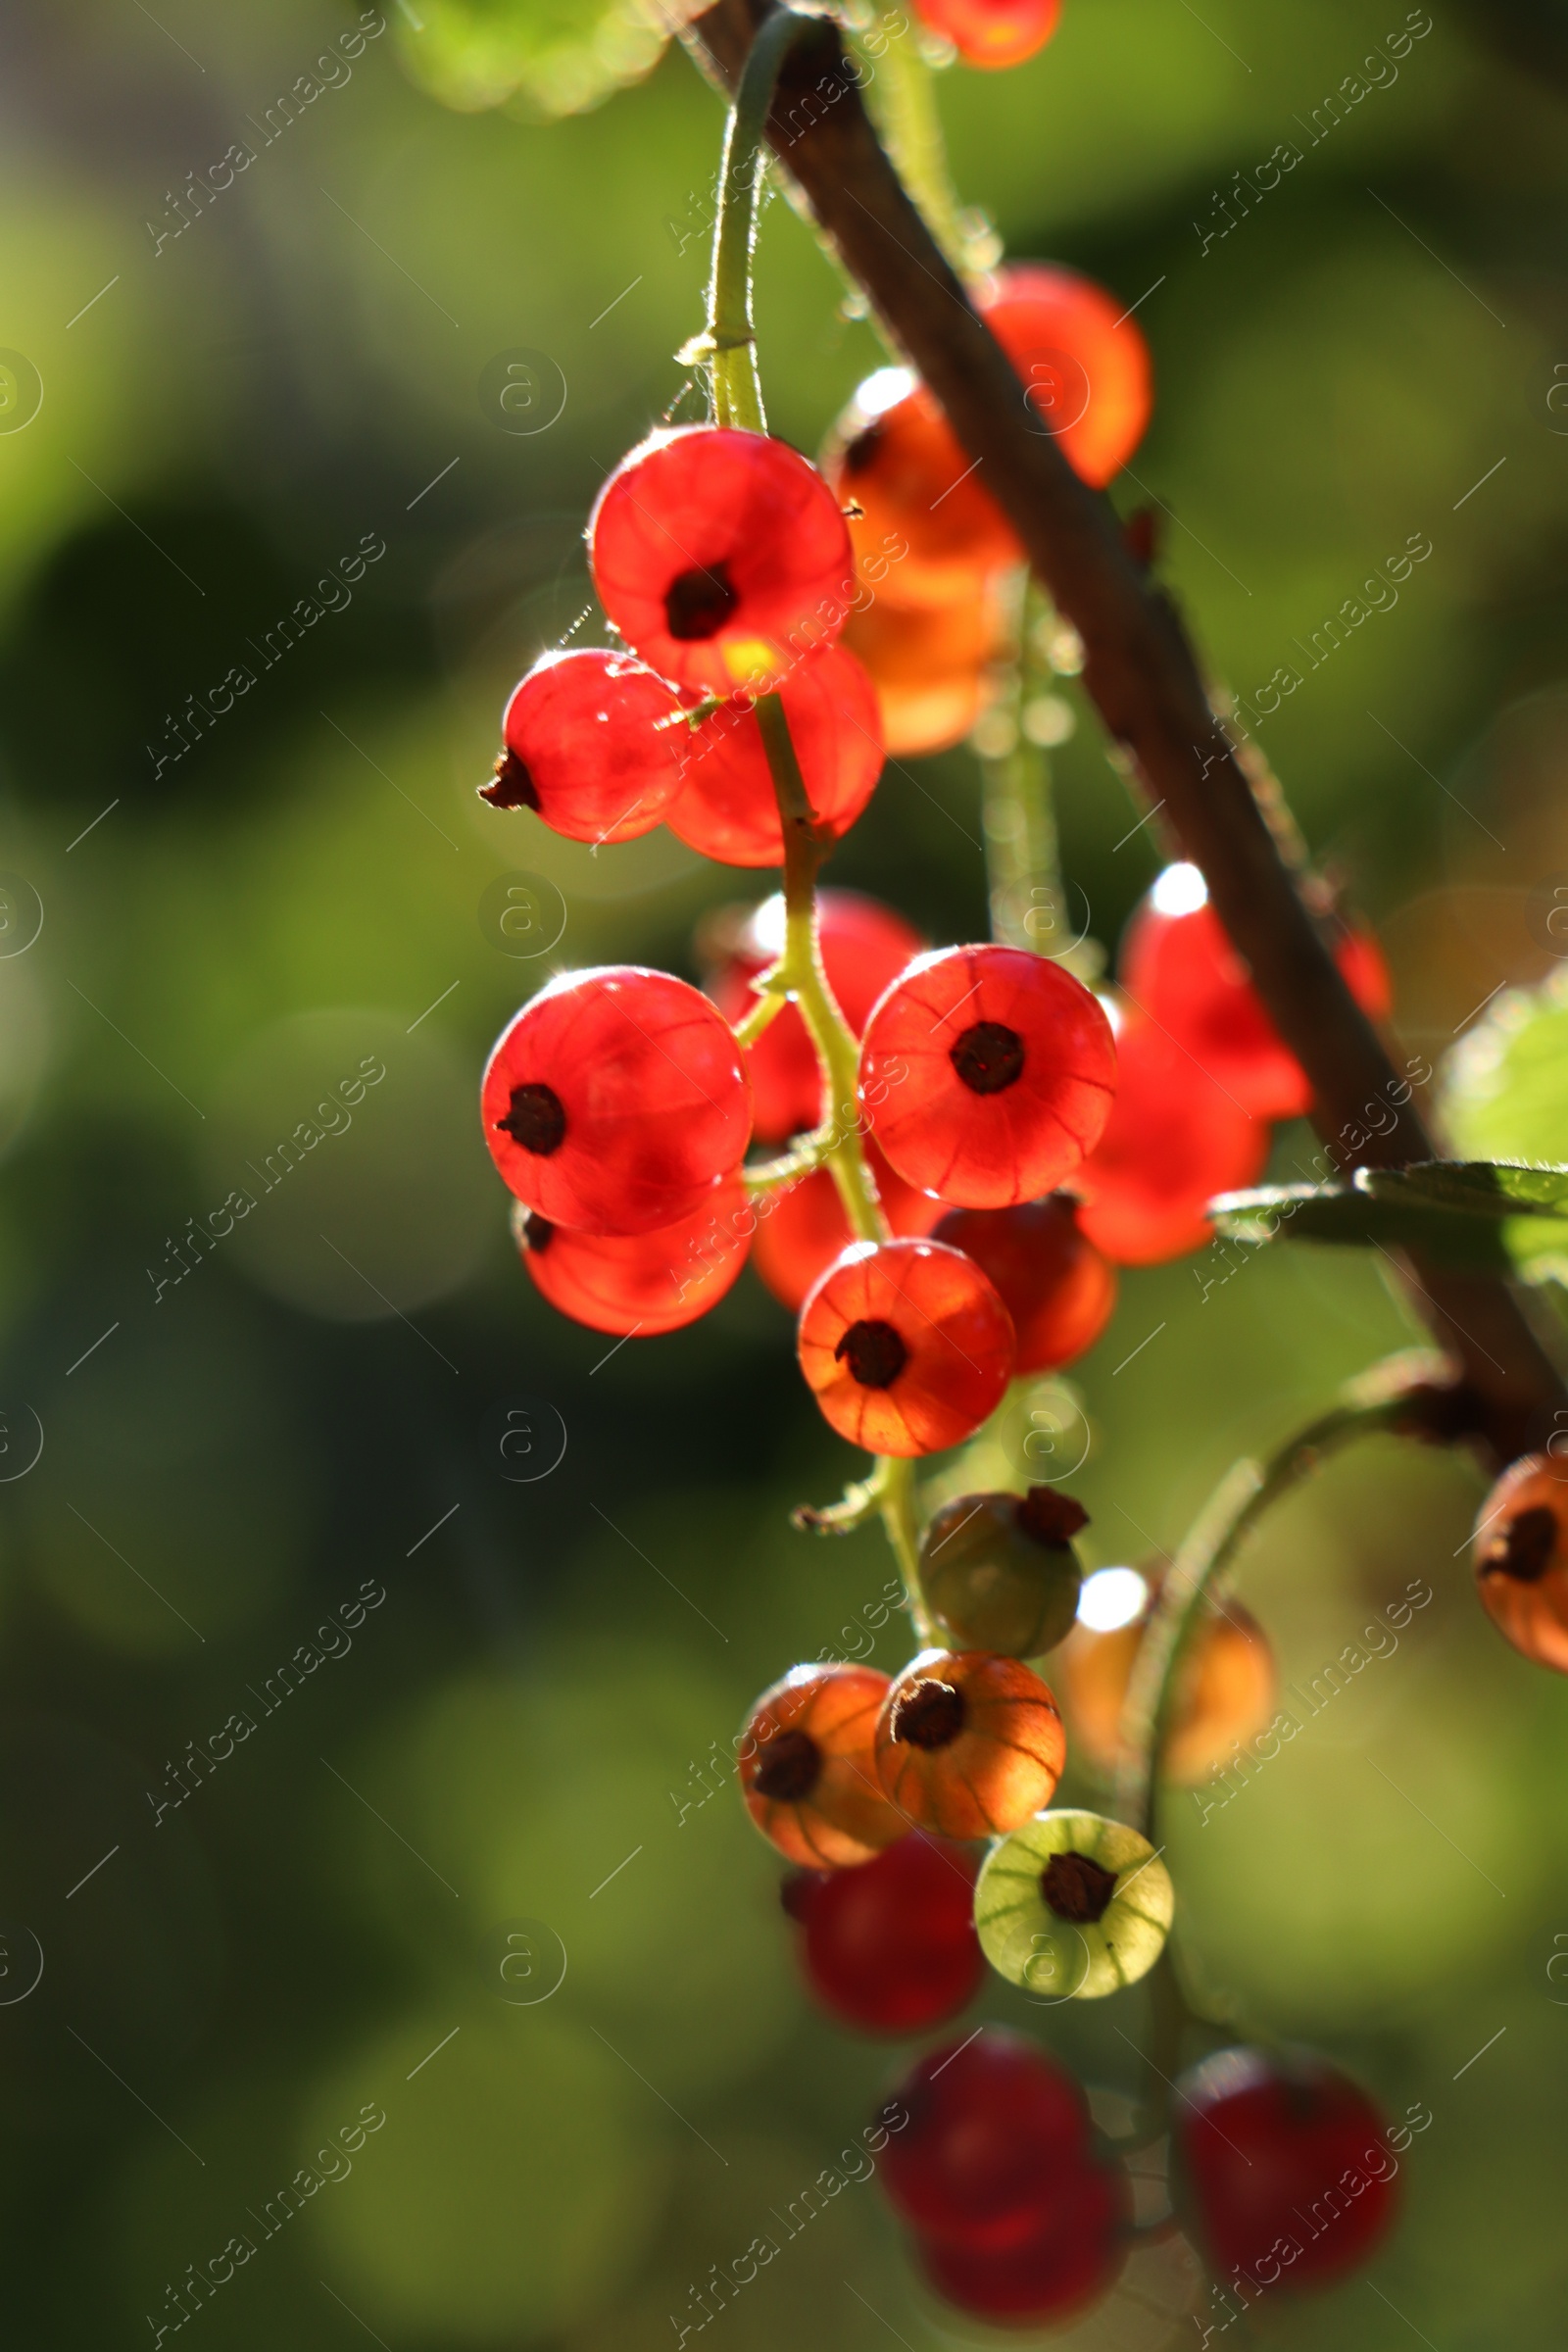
[984,263,1152,489]
[797,1238,1015,1457]
[843,590,1004,759]
[875,1650,1066,1838]
[1472,1453,1568,1673]
[822,369,1020,609]
[739,1663,909,1868]
[912,0,1062,71]
[1060,1589,1277,1785]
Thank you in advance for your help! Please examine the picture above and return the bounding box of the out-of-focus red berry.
[1072,1009,1268,1264]
[668,646,883,867]
[1121,862,1392,1120]
[588,426,854,696]
[481,967,751,1235]
[916,2155,1130,2323]
[797,1239,1014,1456]
[911,0,1062,71]
[932,1196,1116,1372]
[874,1649,1065,1837]
[985,262,1152,489]
[881,2030,1092,2249]
[1173,2047,1400,2292]
[823,369,1019,609]
[843,588,1001,757]
[1472,1452,1568,1672]
[710,890,926,1145]
[484,649,686,844]
[859,945,1116,1209]
[512,1178,750,1336]
[791,1832,983,2034]
[753,1145,942,1313]
[739,1663,908,1868]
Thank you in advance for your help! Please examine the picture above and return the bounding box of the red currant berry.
[739,1663,908,1869]
[823,368,1019,609]
[792,1832,983,2034]
[668,646,883,867]
[1121,862,1392,1121]
[1072,1009,1268,1264]
[1173,2047,1400,2292]
[859,945,1116,1209]
[753,1147,942,1313]
[910,0,1061,71]
[932,1196,1116,1373]
[588,426,854,696]
[916,2155,1130,2323]
[512,1177,750,1337]
[985,263,1152,489]
[710,889,926,1145]
[880,2029,1092,2249]
[483,649,686,844]
[1472,1452,1568,1672]
[875,1649,1065,1837]
[797,1239,1014,1456]
[481,967,751,1235]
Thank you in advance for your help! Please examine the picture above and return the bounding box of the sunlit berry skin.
[933,1197,1116,1372]
[985,263,1152,490]
[823,371,1019,609]
[1072,1010,1268,1264]
[875,1649,1065,1837]
[790,1832,983,2034]
[710,889,926,1145]
[919,1486,1085,1656]
[911,0,1061,71]
[843,585,1001,757]
[512,1178,750,1337]
[481,967,751,1236]
[859,946,1116,1209]
[798,1239,1015,1457]
[484,649,686,844]
[753,1147,942,1312]
[917,2155,1130,2324]
[1472,1452,1568,1672]
[588,426,854,695]
[1061,1581,1276,1785]
[881,2029,1092,2250]
[1121,863,1393,1120]
[668,646,883,867]
[1173,2047,1399,2292]
[739,1663,908,1868]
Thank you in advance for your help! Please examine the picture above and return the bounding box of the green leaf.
[1443,974,1568,1170]
[1210,1159,1568,1273]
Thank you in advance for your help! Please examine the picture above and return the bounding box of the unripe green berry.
[919,1486,1086,1657]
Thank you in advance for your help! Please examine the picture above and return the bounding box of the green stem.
[979,572,1071,958]
[705,8,816,430]
[858,10,971,277]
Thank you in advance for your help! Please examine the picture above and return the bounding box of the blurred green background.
[3,0,1568,2344]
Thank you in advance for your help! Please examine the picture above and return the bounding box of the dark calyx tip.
[835,1317,908,1389]
[1486,1502,1557,1583]
[1016,1487,1090,1547]
[480,748,539,810]
[951,1020,1025,1096]
[1042,1849,1118,1925]
[664,561,740,643]
[892,1678,965,1751]
[752,1728,821,1803]
[841,418,885,477]
[520,1212,555,1254]
[497,1082,567,1156]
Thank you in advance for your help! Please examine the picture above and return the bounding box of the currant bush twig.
[680,0,1568,1453]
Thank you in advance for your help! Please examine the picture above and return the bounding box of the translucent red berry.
[753,1147,942,1312]
[916,2156,1130,2323]
[1472,1452,1568,1672]
[911,0,1062,71]
[859,945,1116,1208]
[484,649,686,844]
[668,646,883,867]
[823,368,1019,609]
[481,967,751,1235]
[588,426,854,696]
[1174,2047,1400,2292]
[985,262,1152,489]
[513,1178,750,1337]
[739,1663,908,1868]
[932,1196,1116,1372]
[797,1239,1014,1456]
[874,1648,1065,1837]
[1121,862,1392,1121]
[1072,1009,1268,1264]
[710,889,925,1145]
[790,1832,983,2034]
[880,2029,1092,2249]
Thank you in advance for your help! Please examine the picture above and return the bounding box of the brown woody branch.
[682,0,1564,1459]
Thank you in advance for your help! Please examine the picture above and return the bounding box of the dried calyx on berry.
[1472,1451,1568,1672]
[974,1807,1174,2000]
[919,1486,1087,1656]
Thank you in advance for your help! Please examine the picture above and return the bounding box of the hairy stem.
[706,6,816,427]
[858,8,970,275]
